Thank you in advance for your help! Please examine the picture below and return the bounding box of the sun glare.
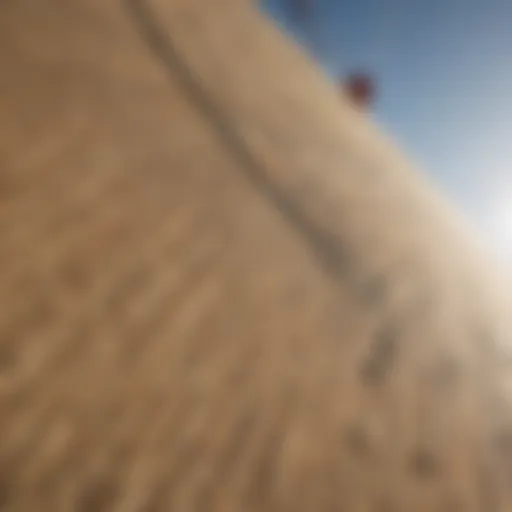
[487,193,512,260]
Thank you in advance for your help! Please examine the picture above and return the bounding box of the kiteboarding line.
[124,0,377,302]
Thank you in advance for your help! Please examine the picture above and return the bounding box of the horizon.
[260,0,512,262]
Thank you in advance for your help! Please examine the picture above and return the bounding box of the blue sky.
[260,0,512,259]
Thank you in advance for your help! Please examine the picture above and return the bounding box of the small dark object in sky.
[343,73,375,109]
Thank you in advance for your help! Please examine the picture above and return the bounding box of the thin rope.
[124,0,369,295]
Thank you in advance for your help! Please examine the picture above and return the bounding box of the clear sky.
[260,0,512,260]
